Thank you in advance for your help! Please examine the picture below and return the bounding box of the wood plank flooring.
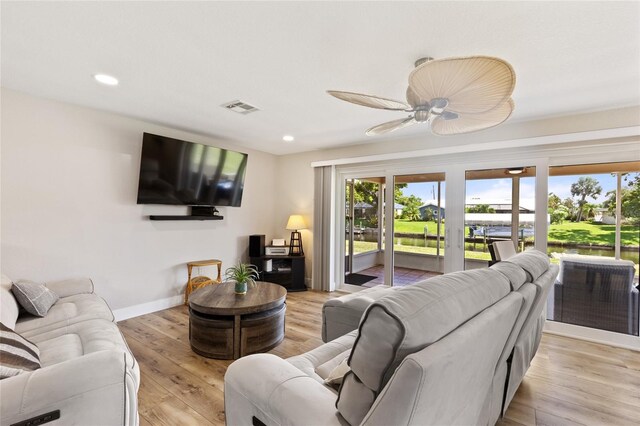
[120,290,640,426]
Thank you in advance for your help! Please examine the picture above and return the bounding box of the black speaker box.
[249,235,265,257]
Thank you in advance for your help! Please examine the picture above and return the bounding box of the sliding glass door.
[547,161,639,336]
[331,151,638,348]
[392,173,446,286]
[343,177,386,288]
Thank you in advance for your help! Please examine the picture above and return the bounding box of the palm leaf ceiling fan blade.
[406,86,428,108]
[431,98,514,136]
[409,56,515,114]
[327,90,410,111]
[366,117,417,136]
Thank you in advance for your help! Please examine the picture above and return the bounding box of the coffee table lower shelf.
[189,304,286,360]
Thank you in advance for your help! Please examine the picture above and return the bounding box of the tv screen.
[136,133,248,207]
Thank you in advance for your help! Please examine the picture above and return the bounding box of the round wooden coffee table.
[188,281,286,359]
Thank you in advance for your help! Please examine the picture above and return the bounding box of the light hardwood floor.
[120,290,640,426]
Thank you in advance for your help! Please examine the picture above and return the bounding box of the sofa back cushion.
[490,261,527,290]
[1,274,19,330]
[336,268,511,425]
[506,250,550,282]
[360,292,524,426]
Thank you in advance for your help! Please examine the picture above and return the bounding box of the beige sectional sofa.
[224,250,557,425]
[1,275,139,426]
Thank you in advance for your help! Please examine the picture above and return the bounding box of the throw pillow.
[324,356,351,388]
[11,280,59,317]
[0,322,41,379]
[1,274,20,330]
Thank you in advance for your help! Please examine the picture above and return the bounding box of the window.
[464,166,536,269]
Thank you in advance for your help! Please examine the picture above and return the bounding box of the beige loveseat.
[1,274,139,426]
[224,250,557,425]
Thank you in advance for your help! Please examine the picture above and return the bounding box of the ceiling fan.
[327,56,515,136]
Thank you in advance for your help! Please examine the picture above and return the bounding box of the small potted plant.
[225,262,259,295]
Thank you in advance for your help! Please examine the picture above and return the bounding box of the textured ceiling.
[2,1,639,155]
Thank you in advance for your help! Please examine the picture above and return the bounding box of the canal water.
[355,233,640,264]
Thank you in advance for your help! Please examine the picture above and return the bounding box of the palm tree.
[570,177,602,222]
[581,203,597,221]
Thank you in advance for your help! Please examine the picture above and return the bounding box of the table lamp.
[286,215,306,256]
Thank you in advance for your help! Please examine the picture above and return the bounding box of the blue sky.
[401,173,627,208]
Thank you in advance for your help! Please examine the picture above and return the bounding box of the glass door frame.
[335,163,468,289]
[336,172,387,292]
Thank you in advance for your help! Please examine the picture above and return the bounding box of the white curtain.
[312,165,334,291]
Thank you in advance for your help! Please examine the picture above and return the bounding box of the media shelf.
[250,255,306,292]
[149,215,224,221]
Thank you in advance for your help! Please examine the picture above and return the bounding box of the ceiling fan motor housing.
[414,109,430,122]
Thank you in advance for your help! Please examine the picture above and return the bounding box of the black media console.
[250,255,306,292]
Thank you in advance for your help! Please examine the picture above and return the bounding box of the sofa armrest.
[322,285,393,342]
[224,354,344,426]
[44,277,94,298]
[0,350,138,426]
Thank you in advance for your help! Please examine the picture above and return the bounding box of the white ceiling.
[2,1,639,155]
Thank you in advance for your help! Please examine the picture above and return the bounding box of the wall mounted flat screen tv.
[137,133,248,207]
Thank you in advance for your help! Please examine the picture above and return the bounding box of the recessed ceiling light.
[93,74,119,86]
[507,167,525,175]
[282,135,295,142]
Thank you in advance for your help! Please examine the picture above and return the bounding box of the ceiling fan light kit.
[328,55,516,136]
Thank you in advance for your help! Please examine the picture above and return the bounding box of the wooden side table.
[189,281,287,359]
[185,259,222,305]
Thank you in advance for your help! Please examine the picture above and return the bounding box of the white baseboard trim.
[113,295,184,322]
[543,321,640,352]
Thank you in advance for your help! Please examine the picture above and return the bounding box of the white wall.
[1,89,278,313]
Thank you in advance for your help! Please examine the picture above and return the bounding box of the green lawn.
[548,222,638,246]
[394,219,440,234]
[393,219,639,247]
[352,240,491,261]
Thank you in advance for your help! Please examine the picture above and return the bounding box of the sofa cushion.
[44,277,94,298]
[14,293,115,338]
[506,250,550,282]
[322,355,350,388]
[1,275,19,330]
[29,319,136,374]
[11,280,59,317]
[554,253,636,266]
[490,261,527,290]
[337,371,376,424]
[316,349,350,381]
[336,268,511,425]
[287,330,357,386]
[0,322,41,379]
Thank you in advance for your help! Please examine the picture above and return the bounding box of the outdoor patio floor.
[357,265,441,287]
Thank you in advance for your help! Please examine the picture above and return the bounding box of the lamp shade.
[286,215,306,230]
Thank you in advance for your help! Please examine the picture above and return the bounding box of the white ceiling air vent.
[221,100,260,115]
